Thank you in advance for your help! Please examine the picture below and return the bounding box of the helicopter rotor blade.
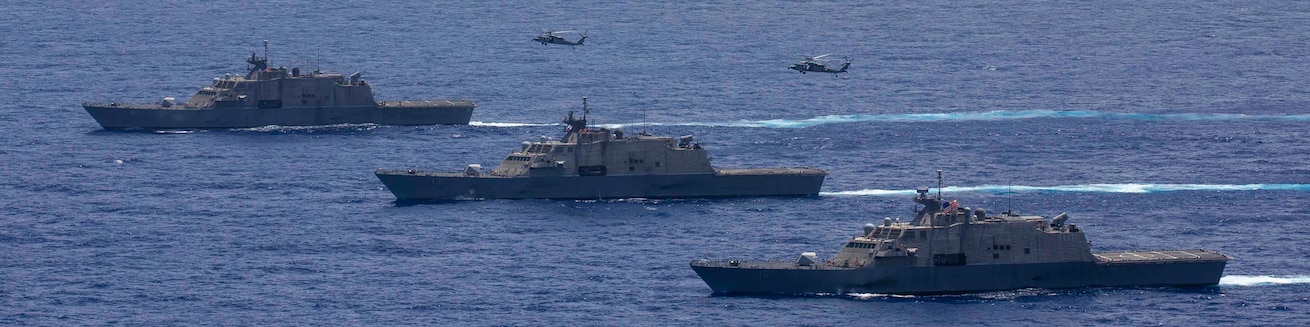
[811,54,832,60]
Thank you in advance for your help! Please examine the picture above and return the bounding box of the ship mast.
[936,170,942,200]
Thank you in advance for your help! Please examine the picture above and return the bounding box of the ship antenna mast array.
[936,170,943,200]
[1007,183,1013,215]
[264,40,270,65]
[582,96,589,121]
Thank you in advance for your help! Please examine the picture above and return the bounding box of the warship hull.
[83,101,474,129]
[375,168,826,200]
[690,249,1230,295]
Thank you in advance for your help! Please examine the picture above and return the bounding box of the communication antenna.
[263,40,270,65]
[582,96,590,121]
[936,170,943,200]
[1006,183,1013,215]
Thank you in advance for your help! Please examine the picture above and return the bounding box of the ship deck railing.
[83,101,197,110]
[375,169,510,178]
[691,259,842,270]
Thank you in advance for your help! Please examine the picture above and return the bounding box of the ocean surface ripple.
[3,0,1310,325]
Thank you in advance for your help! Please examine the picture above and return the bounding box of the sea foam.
[1219,275,1310,287]
[821,183,1310,196]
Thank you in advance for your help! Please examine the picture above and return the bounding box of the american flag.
[943,199,960,215]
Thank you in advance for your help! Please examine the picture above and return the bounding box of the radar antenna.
[245,41,270,73]
[561,97,590,141]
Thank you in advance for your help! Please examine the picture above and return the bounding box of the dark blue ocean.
[4,0,1310,325]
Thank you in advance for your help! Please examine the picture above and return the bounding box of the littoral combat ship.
[375,97,827,200]
[691,173,1230,295]
[83,42,475,130]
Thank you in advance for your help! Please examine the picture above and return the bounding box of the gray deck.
[377,100,475,108]
[83,102,191,110]
[1094,249,1230,264]
[691,260,837,270]
[378,168,828,178]
[715,168,827,175]
[86,100,475,110]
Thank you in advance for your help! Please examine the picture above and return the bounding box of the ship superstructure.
[375,98,826,200]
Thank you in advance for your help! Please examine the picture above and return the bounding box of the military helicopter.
[533,30,587,48]
[788,54,851,75]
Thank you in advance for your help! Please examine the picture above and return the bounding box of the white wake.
[822,183,1310,196]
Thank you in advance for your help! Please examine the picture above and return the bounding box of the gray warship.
[691,175,1230,295]
[375,98,827,200]
[83,42,475,130]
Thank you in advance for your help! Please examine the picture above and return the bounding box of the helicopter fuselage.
[789,60,849,75]
[533,33,585,46]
